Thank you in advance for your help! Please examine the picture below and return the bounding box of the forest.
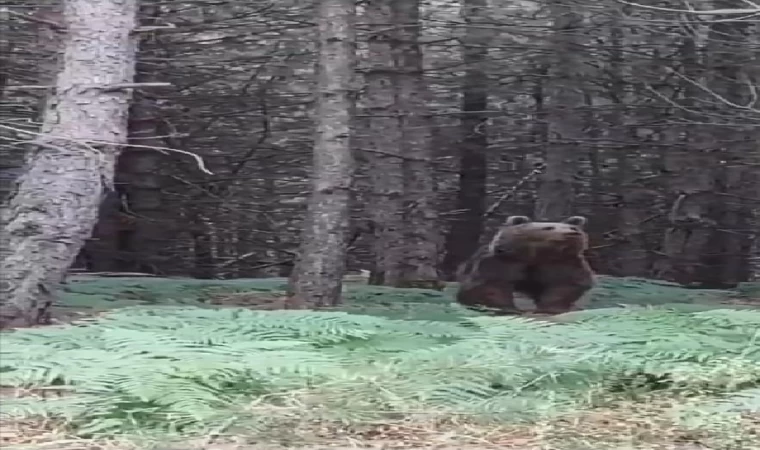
[1,0,759,449]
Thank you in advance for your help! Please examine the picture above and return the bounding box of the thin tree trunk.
[192,215,218,279]
[0,0,138,328]
[253,176,284,277]
[750,226,760,282]
[393,0,441,289]
[607,16,651,276]
[534,3,584,220]
[441,0,489,277]
[364,0,405,286]
[287,0,356,307]
[653,37,715,285]
[697,9,755,287]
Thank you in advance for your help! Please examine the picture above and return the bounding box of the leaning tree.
[0,0,140,327]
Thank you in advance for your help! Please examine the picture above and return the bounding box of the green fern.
[1,306,759,437]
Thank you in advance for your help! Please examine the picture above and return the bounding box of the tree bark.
[0,0,138,328]
[607,16,652,277]
[750,227,760,282]
[364,0,405,286]
[393,0,441,289]
[653,38,715,285]
[113,96,171,273]
[441,0,489,277]
[287,0,356,307]
[1,5,63,206]
[88,4,175,275]
[534,2,585,220]
[697,9,756,287]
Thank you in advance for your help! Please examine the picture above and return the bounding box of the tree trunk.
[607,16,652,277]
[364,0,405,286]
[0,0,138,328]
[192,214,218,279]
[1,5,63,206]
[252,176,284,277]
[750,226,760,282]
[287,0,356,307]
[80,4,174,275]
[441,0,489,277]
[393,0,441,289]
[112,96,171,273]
[653,38,715,285]
[534,3,585,220]
[697,9,756,287]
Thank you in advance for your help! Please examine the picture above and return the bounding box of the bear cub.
[456,215,595,315]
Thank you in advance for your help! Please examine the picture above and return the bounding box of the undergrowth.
[58,275,759,321]
[1,305,759,440]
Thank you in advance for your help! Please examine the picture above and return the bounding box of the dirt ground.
[2,404,747,450]
[3,381,751,450]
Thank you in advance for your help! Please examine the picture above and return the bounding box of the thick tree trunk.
[287,0,356,307]
[441,0,489,277]
[81,4,172,275]
[0,0,138,328]
[393,0,441,289]
[111,95,170,273]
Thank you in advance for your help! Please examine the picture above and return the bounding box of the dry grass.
[2,399,758,450]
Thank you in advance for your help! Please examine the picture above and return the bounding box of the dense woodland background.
[2,2,760,445]
[2,0,759,292]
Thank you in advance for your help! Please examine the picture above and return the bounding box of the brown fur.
[456,215,595,315]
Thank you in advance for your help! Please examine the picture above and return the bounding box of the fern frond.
[2,305,759,437]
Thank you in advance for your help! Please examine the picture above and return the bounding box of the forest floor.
[3,400,758,450]
[42,273,760,323]
[1,275,759,450]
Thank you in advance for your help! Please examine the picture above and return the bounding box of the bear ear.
[563,216,587,227]
[505,216,531,226]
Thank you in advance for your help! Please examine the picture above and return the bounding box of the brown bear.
[456,215,595,315]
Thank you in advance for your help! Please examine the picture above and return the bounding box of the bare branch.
[616,0,760,16]
[133,24,177,33]
[0,124,213,175]
[2,8,64,29]
[4,82,172,91]
[663,67,760,113]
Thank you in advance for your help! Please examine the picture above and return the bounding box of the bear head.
[487,215,589,261]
